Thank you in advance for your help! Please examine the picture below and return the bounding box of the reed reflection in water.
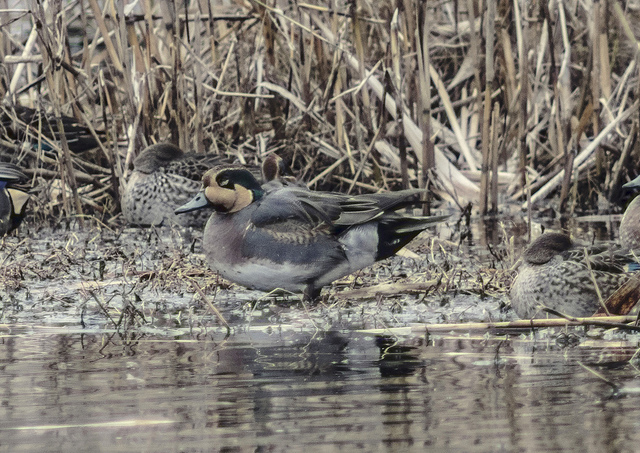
[0,328,639,452]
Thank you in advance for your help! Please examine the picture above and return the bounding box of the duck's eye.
[218,177,233,189]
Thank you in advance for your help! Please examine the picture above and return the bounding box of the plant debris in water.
[1,220,518,335]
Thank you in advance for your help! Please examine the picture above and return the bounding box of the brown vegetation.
[1,0,639,224]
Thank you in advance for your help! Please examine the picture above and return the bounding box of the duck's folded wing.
[250,188,342,226]
[166,154,232,181]
[0,163,28,183]
[335,189,425,225]
[4,105,104,151]
[241,219,346,268]
[251,187,427,228]
[567,244,637,274]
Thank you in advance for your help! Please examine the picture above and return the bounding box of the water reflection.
[468,210,621,250]
[1,328,639,451]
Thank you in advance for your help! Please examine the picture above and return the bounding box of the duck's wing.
[250,187,339,226]
[0,163,28,183]
[334,189,425,225]
[240,186,347,268]
[590,249,638,274]
[165,153,232,181]
[3,105,103,152]
[251,187,429,228]
[289,188,426,226]
[565,243,636,274]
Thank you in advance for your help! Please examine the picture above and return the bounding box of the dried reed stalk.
[420,315,640,333]
[1,0,638,224]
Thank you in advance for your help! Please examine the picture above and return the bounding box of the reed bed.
[1,0,639,224]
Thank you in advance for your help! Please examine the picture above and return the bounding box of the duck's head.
[262,153,297,182]
[523,232,573,265]
[262,154,284,182]
[133,143,184,173]
[175,165,263,215]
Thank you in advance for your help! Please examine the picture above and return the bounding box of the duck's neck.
[252,189,265,202]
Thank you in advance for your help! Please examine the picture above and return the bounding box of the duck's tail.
[376,215,449,260]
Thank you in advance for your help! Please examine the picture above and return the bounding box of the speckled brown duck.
[175,164,448,299]
[510,232,638,319]
[122,143,273,227]
[122,143,233,227]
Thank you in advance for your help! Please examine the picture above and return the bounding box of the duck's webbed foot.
[303,285,322,302]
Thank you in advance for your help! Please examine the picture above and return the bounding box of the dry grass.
[1,0,639,224]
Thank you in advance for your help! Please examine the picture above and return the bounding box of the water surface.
[2,326,640,452]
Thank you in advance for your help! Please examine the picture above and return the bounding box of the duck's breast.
[621,196,640,251]
[123,171,206,226]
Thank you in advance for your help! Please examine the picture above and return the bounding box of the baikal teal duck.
[122,143,234,227]
[175,164,448,299]
[620,174,640,251]
[122,144,293,227]
[509,232,638,319]
[0,163,29,236]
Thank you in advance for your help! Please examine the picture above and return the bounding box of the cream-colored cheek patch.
[205,186,236,212]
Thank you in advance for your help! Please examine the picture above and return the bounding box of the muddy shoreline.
[1,217,517,335]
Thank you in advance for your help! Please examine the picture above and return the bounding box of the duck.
[175,164,448,299]
[122,143,234,227]
[1,105,104,153]
[260,153,306,191]
[509,232,637,319]
[620,175,640,251]
[0,163,29,235]
[122,144,289,227]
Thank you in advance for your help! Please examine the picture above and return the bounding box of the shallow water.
[1,215,639,451]
[2,326,640,452]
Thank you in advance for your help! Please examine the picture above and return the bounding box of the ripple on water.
[0,328,639,451]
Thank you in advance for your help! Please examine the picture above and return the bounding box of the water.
[1,327,640,452]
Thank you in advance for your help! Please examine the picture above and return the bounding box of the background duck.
[510,232,636,319]
[260,153,304,191]
[0,163,29,235]
[620,175,640,251]
[175,165,448,299]
[0,105,104,153]
[122,143,235,227]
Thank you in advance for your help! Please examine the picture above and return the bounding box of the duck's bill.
[623,175,640,190]
[175,192,209,214]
